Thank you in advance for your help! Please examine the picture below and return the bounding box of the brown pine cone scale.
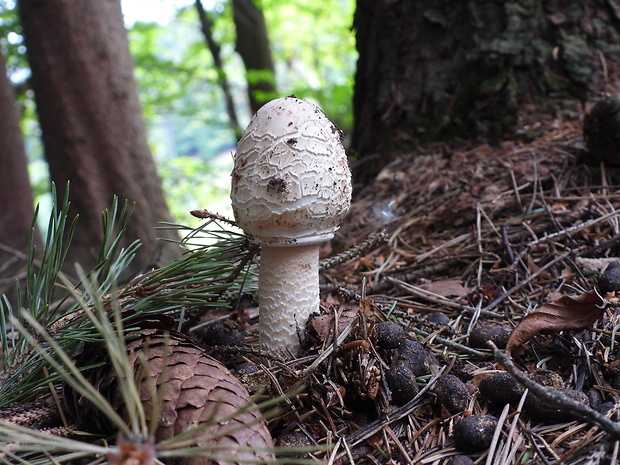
[65,314,274,465]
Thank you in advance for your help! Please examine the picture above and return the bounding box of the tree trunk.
[352,0,618,184]
[19,0,181,278]
[232,0,277,113]
[0,47,39,301]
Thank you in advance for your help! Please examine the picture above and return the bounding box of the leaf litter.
[505,290,605,358]
[201,116,620,465]
[7,117,620,464]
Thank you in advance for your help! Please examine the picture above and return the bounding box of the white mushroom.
[230,96,352,355]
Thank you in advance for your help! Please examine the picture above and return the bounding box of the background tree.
[0,0,356,260]
[19,0,181,277]
[0,46,39,300]
[195,0,244,140]
[351,0,618,184]
[232,0,277,113]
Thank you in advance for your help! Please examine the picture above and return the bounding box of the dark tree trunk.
[19,0,181,278]
[232,0,277,113]
[352,0,619,184]
[0,47,39,301]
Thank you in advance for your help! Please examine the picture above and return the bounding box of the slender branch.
[489,341,620,439]
[513,209,620,264]
[194,0,243,140]
[388,277,501,318]
[320,230,387,271]
[501,224,515,264]
[189,209,237,226]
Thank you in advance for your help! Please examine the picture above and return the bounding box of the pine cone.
[65,313,274,465]
[583,93,620,165]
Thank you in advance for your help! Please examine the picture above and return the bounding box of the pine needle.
[0,186,306,464]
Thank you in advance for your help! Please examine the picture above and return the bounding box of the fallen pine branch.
[489,341,620,439]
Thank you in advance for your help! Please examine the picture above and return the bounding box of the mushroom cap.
[231,96,352,246]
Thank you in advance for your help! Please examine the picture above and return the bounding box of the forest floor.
[5,110,617,464]
[198,113,620,465]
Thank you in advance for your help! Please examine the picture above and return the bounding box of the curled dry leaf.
[506,290,605,357]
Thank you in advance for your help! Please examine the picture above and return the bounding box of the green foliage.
[120,217,257,315]
[0,184,138,408]
[128,15,239,175]
[260,0,356,130]
[0,183,255,409]
[20,185,76,324]
[159,154,234,223]
[129,20,221,118]
[130,0,356,142]
[0,1,27,81]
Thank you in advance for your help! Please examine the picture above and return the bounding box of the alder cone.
[65,314,274,465]
[584,93,620,165]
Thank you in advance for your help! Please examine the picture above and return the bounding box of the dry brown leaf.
[506,290,605,357]
[311,309,358,343]
[420,278,469,297]
[360,297,373,316]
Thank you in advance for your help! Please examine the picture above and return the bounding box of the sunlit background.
[121,0,197,26]
[1,0,356,227]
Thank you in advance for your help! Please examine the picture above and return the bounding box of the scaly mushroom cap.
[231,96,352,246]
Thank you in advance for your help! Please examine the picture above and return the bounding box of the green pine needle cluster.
[1,268,290,464]
[0,184,258,408]
[0,183,314,464]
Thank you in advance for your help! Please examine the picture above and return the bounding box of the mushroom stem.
[258,243,319,354]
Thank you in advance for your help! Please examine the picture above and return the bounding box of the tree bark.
[232,0,277,114]
[0,47,39,301]
[352,0,619,184]
[19,0,181,277]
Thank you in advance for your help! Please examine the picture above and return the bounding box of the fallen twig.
[513,209,620,265]
[320,230,387,271]
[407,326,488,358]
[489,341,620,440]
[389,277,502,318]
[482,250,572,313]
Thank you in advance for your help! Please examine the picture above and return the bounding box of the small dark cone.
[598,261,620,294]
[64,313,274,465]
[584,93,620,165]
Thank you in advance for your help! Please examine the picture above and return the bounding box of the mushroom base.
[258,244,320,355]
